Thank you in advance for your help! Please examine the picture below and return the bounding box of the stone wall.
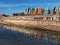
[2,19,60,32]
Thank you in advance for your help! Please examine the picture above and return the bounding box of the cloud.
[0,4,19,7]
[0,3,59,7]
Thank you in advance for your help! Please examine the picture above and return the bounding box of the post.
[56,17,58,21]
[43,17,46,21]
[51,17,53,21]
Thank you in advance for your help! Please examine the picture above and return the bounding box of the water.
[0,25,60,45]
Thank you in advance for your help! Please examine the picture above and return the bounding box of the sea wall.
[1,19,60,32]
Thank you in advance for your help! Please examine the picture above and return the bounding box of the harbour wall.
[1,19,60,32]
[0,15,60,32]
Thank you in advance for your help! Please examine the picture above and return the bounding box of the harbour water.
[0,24,60,45]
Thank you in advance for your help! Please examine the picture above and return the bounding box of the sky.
[0,0,60,15]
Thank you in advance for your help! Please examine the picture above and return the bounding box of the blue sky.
[0,0,60,15]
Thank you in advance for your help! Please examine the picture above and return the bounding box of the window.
[34,17,43,21]
[46,17,51,21]
[58,17,60,20]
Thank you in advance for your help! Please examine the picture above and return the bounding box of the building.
[55,5,60,14]
[44,8,49,14]
[53,7,56,14]
[38,8,40,15]
[25,5,60,16]
[26,8,32,16]
[41,8,45,15]
[13,12,24,16]
[33,8,36,16]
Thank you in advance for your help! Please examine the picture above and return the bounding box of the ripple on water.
[0,27,58,45]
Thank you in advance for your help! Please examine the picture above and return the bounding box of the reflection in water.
[0,24,60,45]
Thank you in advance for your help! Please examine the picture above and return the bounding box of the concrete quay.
[0,15,60,32]
[1,19,60,32]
